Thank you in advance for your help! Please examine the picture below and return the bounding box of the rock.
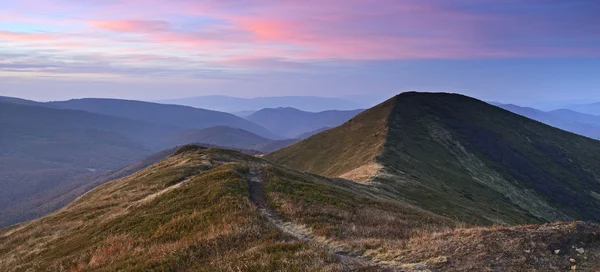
[554,249,561,255]
[571,265,577,271]
[570,258,576,263]
[575,248,585,254]
[524,250,531,254]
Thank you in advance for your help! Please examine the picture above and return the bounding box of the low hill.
[252,138,300,153]
[247,107,362,138]
[2,146,600,271]
[267,92,600,225]
[0,96,47,107]
[49,98,281,139]
[296,127,331,139]
[498,104,600,140]
[160,126,299,153]
[161,126,273,149]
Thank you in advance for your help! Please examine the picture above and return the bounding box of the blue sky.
[0,0,599,105]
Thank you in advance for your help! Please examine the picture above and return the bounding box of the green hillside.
[267,92,600,225]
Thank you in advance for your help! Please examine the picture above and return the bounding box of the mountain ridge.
[3,145,600,271]
[49,98,282,140]
[268,92,600,225]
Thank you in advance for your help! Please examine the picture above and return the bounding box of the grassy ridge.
[0,147,337,271]
[265,98,394,182]
[3,146,600,271]
[268,92,600,225]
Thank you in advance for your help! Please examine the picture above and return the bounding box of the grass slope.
[266,99,394,182]
[268,92,600,225]
[247,107,362,138]
[3,146,600,271]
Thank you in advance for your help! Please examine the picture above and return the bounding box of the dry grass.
[260,164,600,271]
[265,97,394,182]
[3,146,600,271]
[0,147,341,272]
[339,162,383,183]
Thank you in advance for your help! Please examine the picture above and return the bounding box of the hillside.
[498,104,600,140]
[49,98,281,139]
[160,126,300,153]
[268,92,600,225]
[253,138,300,153]
[3,146,600,271]
[161,126,273,149]
[0,102,175,227]
[0,147,178,229]
[0,96,47,107]
[297,127,331,139]
[247,107,362,138]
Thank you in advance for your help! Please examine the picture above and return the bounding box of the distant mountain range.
[495,103,600,140]
[157,95,367,112]
[0,96,291,227]
[567,102,600,116]
[246,107,362,138]
[48,98,281,140]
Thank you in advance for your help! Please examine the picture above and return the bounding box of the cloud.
[1,0,599,83]
[92,20,172,33]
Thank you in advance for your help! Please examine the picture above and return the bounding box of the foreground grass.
[3,145,600,271]
[0,147,338,271]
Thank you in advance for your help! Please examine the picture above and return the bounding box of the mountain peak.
[268,92,600,225]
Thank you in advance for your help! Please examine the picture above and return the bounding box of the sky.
[0,0,599,105]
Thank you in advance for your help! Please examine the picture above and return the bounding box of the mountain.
[246,107,362,138]
[296,127,331,139]
[252,138,300,153]
[49,98,281,140]
[160,126,298,153]
[231,110,256,118]
[567,102,600,116]
[3,145,600,271]
[0,96,47,107]
[157,95,365,112]
[497,104,600,140]
[0,101,179,227]
[267,92,600,225]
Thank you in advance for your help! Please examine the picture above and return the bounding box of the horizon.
[1,1,599,105]
[2,91,599,110]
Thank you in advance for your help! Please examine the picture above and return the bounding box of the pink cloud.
[92,20,172,33]
[0,31,57,42]
[1,0,599,82]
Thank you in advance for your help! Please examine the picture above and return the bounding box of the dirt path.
[247,167,400,271]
